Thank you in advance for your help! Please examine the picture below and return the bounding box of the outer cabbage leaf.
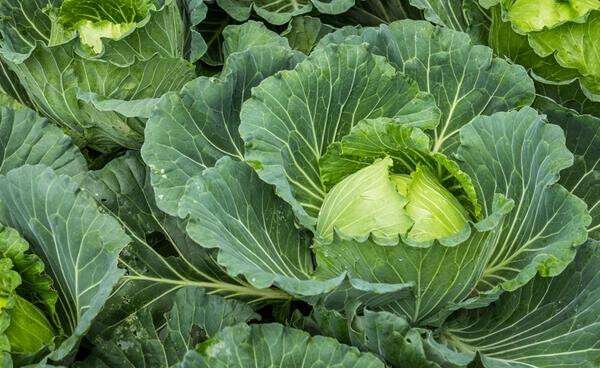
[240,42,440,228]
[295,306,442,368]
[0,165,130,363]
[80,153,278,338]
[318,19,535,153]
[313,216,505,325]
[533,97,600,241]
[216,0,354,25]
[179,322,385,368]
[439,240,600,368]
[457,108,590,294]
[142,25,302,215]
[282,16,336,54]
[76,287,258,368]
[0,105,86,178]
[535,80,600,117]
[408,0,491,44]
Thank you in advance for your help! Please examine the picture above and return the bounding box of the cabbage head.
[484,0,600,101]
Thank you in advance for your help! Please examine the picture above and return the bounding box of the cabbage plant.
[137,19,598,367]
[484,0,600,101]
[0,5,598,368]
[0,0,206,152]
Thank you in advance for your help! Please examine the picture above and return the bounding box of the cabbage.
[0,0,206,151]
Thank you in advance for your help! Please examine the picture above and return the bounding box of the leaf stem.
[122,275,292,301]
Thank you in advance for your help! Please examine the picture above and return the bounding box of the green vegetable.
[0,3,598,367]
[0,226,57,364]
[395,166,468,242]
[316,157,469,245]
[3,296,55,356]
[0,0,205,151]
[486,0,600,101]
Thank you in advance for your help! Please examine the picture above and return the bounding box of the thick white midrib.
[122,274,292,300]
[42,181,79,326]
[445,1,465,31]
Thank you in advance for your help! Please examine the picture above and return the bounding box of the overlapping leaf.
[534,97,600,241]
[216,0,354,25]
[81,153,277,338]
[319,19,535,152]
[180,322,386,368]
[439,241,600,368]
[0,165,130,362]
[178,157,412,308]
[458,108,590,293]
[142,24,302,215]
[77,287,258,368]
[0,105,86,178]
